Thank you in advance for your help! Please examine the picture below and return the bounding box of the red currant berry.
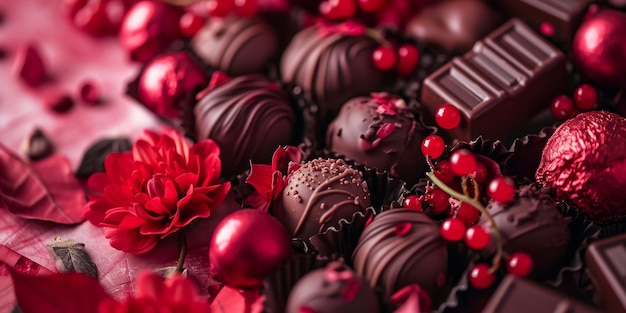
[473,161,488,183]
[207,0,234,17]
[357,0,386,12]
[464,226,490,250]
[425,188,449,214]
[468,264,494,289]
[573,84,597,110]
[319,0,357,20]
[234,0,258,16]
[403,195,424,212]
[435,160,455,183]
[421,135,444,159]
[396,44,419,76]
[372,46,397,71]
[440,218,466,241]
[507,252,534,277]
[449,149,476,176]
[488,177,516,203]
[454,202,481,225]
[179,13,205,37]
[435,103,461,129]
[551,95,576,120]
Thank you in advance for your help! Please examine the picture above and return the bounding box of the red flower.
[84,129,230,254]
[246,146,301,212]
[99,271,211,313]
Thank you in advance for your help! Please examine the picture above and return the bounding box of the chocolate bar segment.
[421,19,567,142]
[586,233,626,313]
[496,0,593,45]
[483,275,601,313]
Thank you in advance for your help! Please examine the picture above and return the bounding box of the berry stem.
[365,28,392,47]
[426,171,503,273]
[175,229,188,274]
[471,177,480,201]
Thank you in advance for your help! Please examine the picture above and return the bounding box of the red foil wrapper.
[536,111,626,224]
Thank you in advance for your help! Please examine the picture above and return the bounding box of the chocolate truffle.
[192,74,295,178]
[191,16,278,76]
[280,24,389,117]
[277,158,371,241]
[326,94,427,184]
[478,185,570,279]
[536,111,626,224]
[286,260,380,313]
[138,51,207,118]
[405,0,501,53]
[352,209,448,298]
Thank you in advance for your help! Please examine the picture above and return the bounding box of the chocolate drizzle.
[193,75,295,178]
[277,158,371,241]
[192,16,278,75]
[280,25,390,118]
[352,209,448,299]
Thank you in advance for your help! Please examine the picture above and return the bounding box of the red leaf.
[0,145,86,224]
[9,267,112,313]
[0,246,53,313]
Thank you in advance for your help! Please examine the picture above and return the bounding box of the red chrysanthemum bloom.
[84,129,230,254]
[98,271,211,313]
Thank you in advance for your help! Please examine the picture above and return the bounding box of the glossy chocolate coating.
[277,158,371,241]
[479,185,570,279]
[352,209,447,298]
[326,95,427,185]
[280,25,389,117]
[192,16,278,76]
[483,275,601,313]
[586,233,626,313]
[421,19,567,142]
[193,75,295,178]
[405,0,501,53]
[286,261,380,313]
[496,0,593,45]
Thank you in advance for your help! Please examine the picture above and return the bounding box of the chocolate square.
[586,233,626,313]
[483,275,601,313]
[421,19,567,142]
[496,0,593,45]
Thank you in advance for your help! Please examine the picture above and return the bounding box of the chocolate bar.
[586,233,626,313]
[483,275,601,313]
[421,19,567,142]
[496,0,593,45]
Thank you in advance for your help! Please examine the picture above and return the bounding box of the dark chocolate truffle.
[405,0,501,53]
[286,260,380,313]
[277,158,371,241]
[478,185,570,279]
[352,209,447,298]
[191,16,278,76]
[280,24,390,117]
[193,74,295,178]
[327,94,427,184]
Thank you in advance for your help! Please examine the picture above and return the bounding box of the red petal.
[174,194,212,227]
[103,153,135,183]
[106,228,159,254]
[162,275,196,307]
[198,155,222,187]
[246,163,274,199]
[271,146,302,174]
[175,173,198,195]
[87,172,111,194]
[163,178,181,209]
[135,271,166,300]
[163,129,191,161]
[143,198,172,217]
[210,287,261,313]
[132,140,159,165]
[9,269,112,313]
[0,146,85,224]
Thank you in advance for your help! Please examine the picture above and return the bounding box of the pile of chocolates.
[6,0,626,312]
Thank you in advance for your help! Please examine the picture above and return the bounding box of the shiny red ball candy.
[425,188,449,214]
[487,177,516,203]
[207,0,234,17]
[357,0,387,12]
[440,218,466,241]
[450,149,476,176]
[551,95,576,120]
[453,202,480,226]
[434,160,455,183]
[403,195,424,212]
[209,209,292,289]
[234,0,259,17]
[179,13,205,37]
[435,104,461,129]
[573,84,597,110]
[469,264,494,289]
[464,225,490,250]
[421,135,444,159]
[473,161,488,183]
[319,0,357,20]
[507,252,534,277]
[396,44,419,76]
[372,46,397,71]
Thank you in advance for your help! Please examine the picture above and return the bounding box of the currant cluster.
[551,83,598,120]
[179,12,206,37]
[206,0,259,18]
[403,103,535,289]
[319,0,411,29]
[371,44,419,76]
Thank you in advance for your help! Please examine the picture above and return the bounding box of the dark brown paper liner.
[506,126,557,182]
[261,253,331,313]
[308,207,376,265]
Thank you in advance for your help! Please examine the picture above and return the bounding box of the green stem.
[175,229,187,274]
[426,172,503,272]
